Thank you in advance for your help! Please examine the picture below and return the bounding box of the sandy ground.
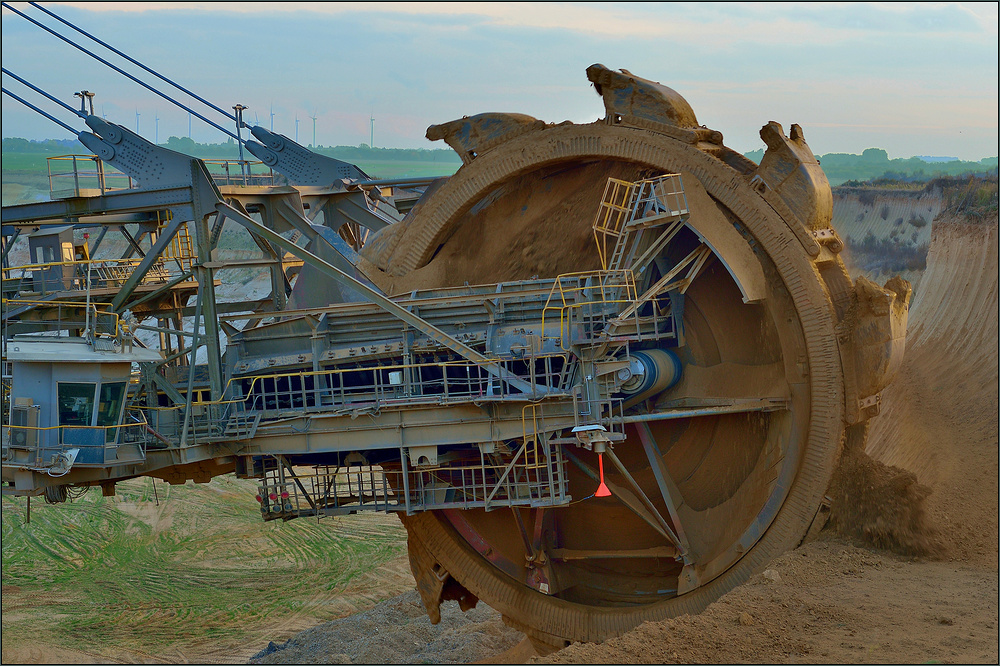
[544,541,997,664]
[248,589,522,665]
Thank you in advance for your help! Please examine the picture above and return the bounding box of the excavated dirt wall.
[833,186,940,248]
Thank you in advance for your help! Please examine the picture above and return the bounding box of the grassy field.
[1,476,413,663]
[1,153,458,206]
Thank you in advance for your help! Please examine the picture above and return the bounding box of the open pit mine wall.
[866,214,999,459]
[832,186,940,249]
[828,171,999,490]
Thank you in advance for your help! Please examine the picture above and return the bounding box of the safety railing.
[163,218,196,272]
[541,270,640,349]
[257,464,395,520]
[2,298,123,340]
[2,256,179,297]
[47,155,133,198]
[593,177,639,269]
[594,174,689,273]
[1,408,152,471]
[630,174,688,226]
[143,353,574,447]
[203,160,277,187]
[254,438,571,521]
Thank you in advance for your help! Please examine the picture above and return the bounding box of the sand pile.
[248,590,521,665]
[396,160,651,291]
[826,441,935,556]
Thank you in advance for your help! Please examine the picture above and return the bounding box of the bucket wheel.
[361,65,902,650]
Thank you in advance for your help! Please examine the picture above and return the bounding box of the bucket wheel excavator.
[2,63,909,653]
[356,64,911,651]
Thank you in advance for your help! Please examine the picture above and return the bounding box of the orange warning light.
[596,453,612,497]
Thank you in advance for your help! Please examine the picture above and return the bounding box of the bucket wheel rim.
[390,121,848,647]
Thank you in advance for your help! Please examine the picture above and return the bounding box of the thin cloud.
[38,1,997,42]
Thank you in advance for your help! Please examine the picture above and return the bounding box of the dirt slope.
[833,186,939,248]
[866,217,999,567]
[539,210,998,664]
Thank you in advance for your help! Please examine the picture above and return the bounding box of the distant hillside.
[744,147,997,186]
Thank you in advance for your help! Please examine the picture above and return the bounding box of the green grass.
[354,159,457,179]
[1,152,458,205]
[1,475,410,662]
[1,153,60,171]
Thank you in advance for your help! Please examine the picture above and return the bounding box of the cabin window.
[57,382,97,427]
[34,245,58,264]
[97,382,127,443]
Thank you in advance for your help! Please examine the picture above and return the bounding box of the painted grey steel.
[216,201,545,396]
[245,126,370,185]
[634,421,694,560]
[109,217,185,312]
[80,116,212,191]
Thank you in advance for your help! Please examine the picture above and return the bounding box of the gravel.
[248,590,523,664]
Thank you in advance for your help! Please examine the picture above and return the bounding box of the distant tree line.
[6,138,993,177]
[1,137,80,153]
[745,147,998,184]
[2,136,462,164]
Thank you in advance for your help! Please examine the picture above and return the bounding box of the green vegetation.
[843,231,928,275]
[1,476,409,661]
[1,136,461,204]
[744,147,997,186]
[3,136,461,172]
[933,174,1000,218]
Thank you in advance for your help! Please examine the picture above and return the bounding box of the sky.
[1,2,998,160]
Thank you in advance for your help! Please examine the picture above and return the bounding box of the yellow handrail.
[145,353,571,413]
[3,297,122,338]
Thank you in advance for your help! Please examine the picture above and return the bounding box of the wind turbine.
[135,109,140,135]
[370,110,375,149]
[270,103,275,132]
[155,114,159,144]
[310,111,317,148]
[295,115,299,143]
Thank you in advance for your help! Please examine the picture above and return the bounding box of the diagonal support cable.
[2,2,239,141]
[2,67,84,117]
[27,1,238,123]
[1,86,78,134]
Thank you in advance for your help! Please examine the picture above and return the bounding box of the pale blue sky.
[2,2,997,160]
